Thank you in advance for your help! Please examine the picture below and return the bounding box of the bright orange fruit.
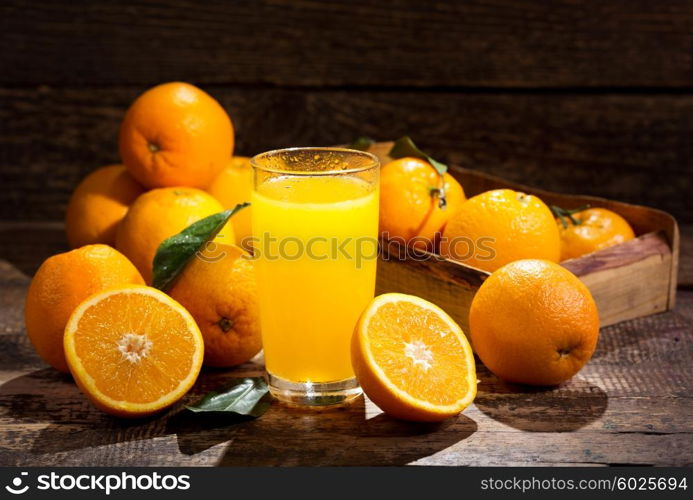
[119,82,234,189]
[168,243,262,367]
[351,293,476,422]
[440,189,560,272]
[115,187,234,283]
[65,165,145,248]
[557,207,635,261]
[64,285,204,417]
[24,245,145,372]
[206,156,253,247]
[469,259,599,386]
[379,158,466,247]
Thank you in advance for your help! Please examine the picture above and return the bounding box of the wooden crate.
[366,143,679,333]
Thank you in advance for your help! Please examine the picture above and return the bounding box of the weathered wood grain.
[1,327,691,466]
[0,222,67,276]
[2,0,693,87]
[681,228,693,288]
[566,234,673,325]
[1,87,692,223]
[0,236,691,466]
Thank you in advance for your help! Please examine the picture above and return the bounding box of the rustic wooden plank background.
[3,0,693,87]
[1,0,692,224]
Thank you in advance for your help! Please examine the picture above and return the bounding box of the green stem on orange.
[390,136,448,209]
[551,204,591,229]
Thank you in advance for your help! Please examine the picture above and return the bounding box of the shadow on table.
[1,368,476,465]
[473,366,608,432]
[0,367,255,458]
[216,396,477,466]
[0,368,167,456]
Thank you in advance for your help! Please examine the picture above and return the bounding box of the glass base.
[267,373,362,408]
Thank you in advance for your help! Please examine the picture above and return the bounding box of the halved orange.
[64,285,204,418]
[352,293,477,422]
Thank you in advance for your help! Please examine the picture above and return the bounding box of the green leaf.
[186,377,272,417]
[348,136,375,151]
[388,136,448,175]
[152,202,250,291]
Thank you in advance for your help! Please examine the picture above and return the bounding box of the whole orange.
[168,243,261,367]
[115,187,234,284]
[206,156,253,247]
[65,165,146,248]
[24,244,145,372]
[119,82,234,189]
[379,157,465,246]
[469,259,599,386]
[557,207,635,261]
[440,189,560,272]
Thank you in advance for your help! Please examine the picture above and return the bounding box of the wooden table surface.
[0,224,691,466]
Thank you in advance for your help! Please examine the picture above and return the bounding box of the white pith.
[404,339,434,371]
[117,333,153,363]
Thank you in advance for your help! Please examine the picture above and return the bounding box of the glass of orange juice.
[251,147,380,407]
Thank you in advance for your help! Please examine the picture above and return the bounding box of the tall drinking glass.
[251,148,380,407]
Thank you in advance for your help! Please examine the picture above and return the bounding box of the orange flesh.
[71,292,198,404]
[366,301,471,406]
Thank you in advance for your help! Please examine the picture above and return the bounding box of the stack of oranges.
[65,82,253,259]
[26,82,261,418]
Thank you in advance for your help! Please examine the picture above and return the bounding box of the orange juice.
[252,174,379,384]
